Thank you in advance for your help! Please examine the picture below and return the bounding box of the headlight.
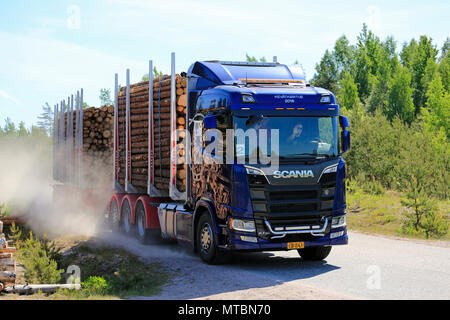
[245,166,264,175]
[332,215,346,228]
[230,218,256,233]
[245,166,268,185]
[322,164,338,174]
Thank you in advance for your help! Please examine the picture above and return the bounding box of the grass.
[0,235,171,300]
[57,240,171,299]
[0,202,12,217]
[347,188,450,241]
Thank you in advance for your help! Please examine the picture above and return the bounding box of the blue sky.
[1,0,449,127]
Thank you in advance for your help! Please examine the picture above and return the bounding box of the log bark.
[0,271,15,283]
[4,284,81,294]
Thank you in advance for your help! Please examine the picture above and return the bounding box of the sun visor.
[188,61,306,89]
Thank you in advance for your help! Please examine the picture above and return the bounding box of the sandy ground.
[4,229,448,300]
[98,231,353,300]
[98,230,450,300]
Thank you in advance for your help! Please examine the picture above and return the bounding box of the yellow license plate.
[287,242,304,250]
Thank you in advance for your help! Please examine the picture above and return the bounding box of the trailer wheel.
[297,246,332,261]
[196,213,230,265]
[110,199,120,232]
[121,200,133,236]
[135,202,161,244]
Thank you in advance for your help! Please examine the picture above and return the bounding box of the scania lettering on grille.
[273,170,314,178]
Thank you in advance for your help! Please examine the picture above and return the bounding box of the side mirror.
[339,116,350,153]
[203,115,217,129]
[339,115,349,128]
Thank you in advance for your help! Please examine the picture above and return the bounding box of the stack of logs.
[117,74,187,193]
[0,221,16,292]
[64,105,114,186]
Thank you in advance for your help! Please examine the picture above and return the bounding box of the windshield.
[233,115,339,162]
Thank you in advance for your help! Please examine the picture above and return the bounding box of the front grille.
[248,172,336,238]
[270,190,317,201]
[269,203,317,214]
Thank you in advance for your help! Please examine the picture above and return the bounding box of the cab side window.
[195,94,229,158]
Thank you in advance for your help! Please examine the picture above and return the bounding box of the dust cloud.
[0,138,110,238]
[0,137,194,261]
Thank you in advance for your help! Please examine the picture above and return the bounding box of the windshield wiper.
[245,115,264,127]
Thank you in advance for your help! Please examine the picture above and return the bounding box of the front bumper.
[226,226,348,251]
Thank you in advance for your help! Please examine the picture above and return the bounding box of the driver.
[288,122,322,146]
[288,123,304,143]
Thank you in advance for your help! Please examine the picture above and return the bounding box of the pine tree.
[99,88,113,106]
[36,102,53,136]
[387,65,415,123]
[3,118,16,135]
[411,36,438,113]
[421,73,450,138]
[337,73,360,110]
[141,66,164,81]
[311,49,339,92]
[438,54,450,93]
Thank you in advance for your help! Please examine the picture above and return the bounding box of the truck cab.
[177,60,350,263]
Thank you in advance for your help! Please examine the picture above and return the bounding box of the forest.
[310,24,449,238]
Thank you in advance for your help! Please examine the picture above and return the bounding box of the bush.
[15,232,63,284]
[347,173,385,197]
[0,203,12,217]
[422,209,449,239]
[343,108,449,200]
[81,276,109,296]
[401,175,449,238]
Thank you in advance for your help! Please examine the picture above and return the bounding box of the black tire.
[196,213,230,265]
[110,199,120,232]
[121,200,133,236]
[297,246,332,261]
[135,202,162,244]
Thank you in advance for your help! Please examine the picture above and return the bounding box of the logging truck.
[53,53,351,264]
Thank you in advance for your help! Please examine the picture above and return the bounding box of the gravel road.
[99,231,450,300]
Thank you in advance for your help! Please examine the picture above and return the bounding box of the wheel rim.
[200,223,213,253]
[111,201,119,226]
[137,209,145,237]
[123,204,131,233]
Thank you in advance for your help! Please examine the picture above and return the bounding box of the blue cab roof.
[187,60,339,116]
[188,61,306,85]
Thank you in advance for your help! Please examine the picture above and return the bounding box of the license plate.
[287,242,304,250]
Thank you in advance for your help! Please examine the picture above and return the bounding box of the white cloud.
[0,89,21,105]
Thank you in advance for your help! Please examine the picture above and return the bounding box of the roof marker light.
[238,79,305,84]
[319,95,332,104]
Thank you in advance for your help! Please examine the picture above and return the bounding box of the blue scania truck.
[105,53,351,264]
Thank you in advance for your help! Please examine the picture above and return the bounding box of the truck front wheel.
[196,214,230,265]
[297,246,332,261]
